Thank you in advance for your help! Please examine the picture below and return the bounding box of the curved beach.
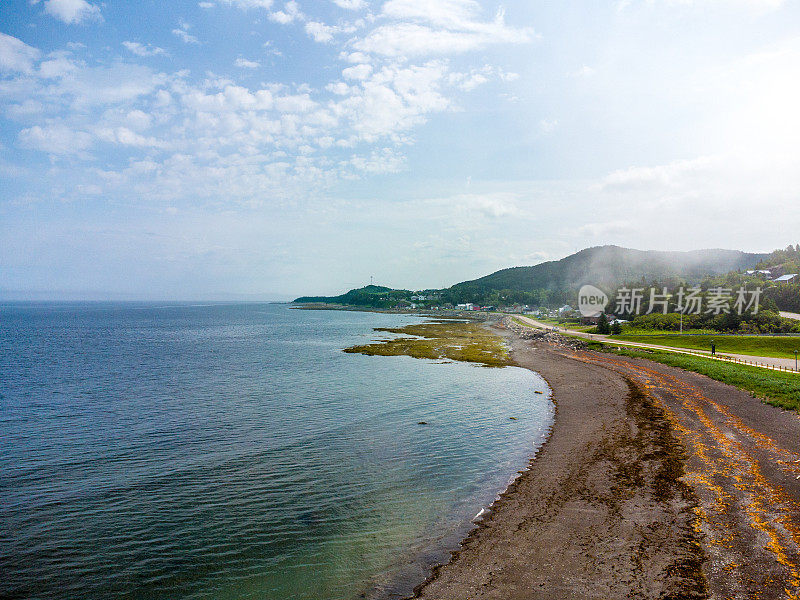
[413,326,800,599]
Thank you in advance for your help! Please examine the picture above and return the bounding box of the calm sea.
[0,302,552,600]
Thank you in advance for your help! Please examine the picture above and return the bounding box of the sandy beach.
[412,326,800,599]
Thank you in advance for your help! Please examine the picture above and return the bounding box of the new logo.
[578,285,609,317]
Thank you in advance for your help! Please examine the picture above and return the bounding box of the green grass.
[619,327,718,336]
[614,333,800,359]
[604,346,800,410]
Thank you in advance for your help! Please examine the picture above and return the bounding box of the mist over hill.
[450,246,767,295]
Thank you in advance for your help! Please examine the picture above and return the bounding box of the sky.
[1,0,799,300]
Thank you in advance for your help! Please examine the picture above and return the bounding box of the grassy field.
[619,327,719,336]
[344,321,513,367]
[603,346,800,411]
[615,333,800,359]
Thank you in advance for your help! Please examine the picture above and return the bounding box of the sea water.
[0,302,552,600]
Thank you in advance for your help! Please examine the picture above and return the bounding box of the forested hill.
[293,285,412,307]
[448,246,766,295]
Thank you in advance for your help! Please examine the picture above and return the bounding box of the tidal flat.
[343,320,513,367]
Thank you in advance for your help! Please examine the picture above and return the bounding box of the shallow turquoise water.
[0,302,552,599]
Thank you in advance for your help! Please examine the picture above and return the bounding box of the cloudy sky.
[1,0,799,299]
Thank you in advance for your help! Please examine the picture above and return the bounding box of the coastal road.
[514,315,800,372]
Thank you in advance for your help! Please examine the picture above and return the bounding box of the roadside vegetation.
[602,346,800,411]
[344,321,513,367]
[530,317,594,332]
[614,333,800,359]
[617,310,800,335]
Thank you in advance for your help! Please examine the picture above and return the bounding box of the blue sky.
[1,0,799,299]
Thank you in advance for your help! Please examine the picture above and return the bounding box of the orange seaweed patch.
[572,351,800,599]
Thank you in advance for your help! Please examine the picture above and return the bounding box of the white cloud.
[203,0,275,10]
[349,148,406,173]
[18,124,93,155]
[447,67,491,90]
[269,1,303,23]
[347,0,534,57]
[43,0,102,24]
[305,21,358,43]
[38,53,79,78]
[172,24,200,44]
[617,0,785,12]
[599,156,721,192]
[332,0,366,9]
[94,126,167,148]
[382,0,490,30]
[498,70,519,82]
[305,21,337,43]
[355,21,533,57]
[0,1,533,210]
[124,109,153,131]
[326,81,350,95]
[340,51,371,63]
[122,41,166,57]
[334,61,451,141]
[208,0,274,9]
[0,33,41,73]
[539,118,558,133]
[6,99,45,119]
[234,58,261,68]
[342,63,372,80]
[57,63,169,108]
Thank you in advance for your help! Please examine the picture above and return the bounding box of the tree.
[597,313,610,334]
[611,321,622,335]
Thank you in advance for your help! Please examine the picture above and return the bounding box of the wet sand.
[413,330,800,599]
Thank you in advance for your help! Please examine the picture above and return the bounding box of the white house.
[774,274,798,284]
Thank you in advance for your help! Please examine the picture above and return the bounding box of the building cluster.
[745,269,798,283]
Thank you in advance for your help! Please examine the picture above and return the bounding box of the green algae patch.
[344,321,513,367]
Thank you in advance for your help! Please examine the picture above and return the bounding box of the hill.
[293,285,412,308]
[294,246,769,308]
[448,246,766,296]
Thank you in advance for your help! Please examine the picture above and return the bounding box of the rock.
[502,316,590,351]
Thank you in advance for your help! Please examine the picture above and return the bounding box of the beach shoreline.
[409,322,800,599]
[409,326,708,599]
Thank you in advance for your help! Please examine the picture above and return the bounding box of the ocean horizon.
[0,302,552,599]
